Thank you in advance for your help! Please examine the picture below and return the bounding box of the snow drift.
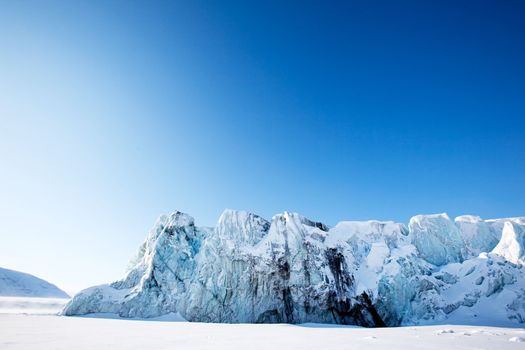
[63,210,525,326]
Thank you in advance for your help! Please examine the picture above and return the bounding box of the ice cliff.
[62,210,525,326]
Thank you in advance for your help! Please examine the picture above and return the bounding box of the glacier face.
[63,210,525,327]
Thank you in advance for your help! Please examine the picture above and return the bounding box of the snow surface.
[2,283,524,349]
[0,296,68,315]
[0,267,69,298]
[2,314,525,350]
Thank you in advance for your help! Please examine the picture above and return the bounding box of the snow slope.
[63,209,525,327]
[0,267,69,298]
[2,314,525,350]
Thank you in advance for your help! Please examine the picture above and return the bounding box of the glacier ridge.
[62,210,525,326]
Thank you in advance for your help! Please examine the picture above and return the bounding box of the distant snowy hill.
[0,267,69,298]
[63,210,525,327]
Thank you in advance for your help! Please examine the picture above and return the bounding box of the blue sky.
[0,1,524,292]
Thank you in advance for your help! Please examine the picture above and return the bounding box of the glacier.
[62,209,525,327]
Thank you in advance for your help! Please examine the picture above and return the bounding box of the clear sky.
[0,1,524,293]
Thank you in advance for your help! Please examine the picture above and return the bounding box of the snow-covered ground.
[1,297,525,350]
[0,296,68,315]
[2,314,525,350]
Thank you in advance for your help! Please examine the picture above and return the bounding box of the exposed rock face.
[63,210,525,327]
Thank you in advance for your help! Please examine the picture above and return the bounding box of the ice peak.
[409,213,451,226]
[455,215,483,223]
[163,210,195,228]
[492,221,525,264]
[216,208,270,245]
[219,208,248,217]
[409,212,464,266]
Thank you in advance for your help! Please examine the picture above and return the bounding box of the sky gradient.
[1,1,524,293]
